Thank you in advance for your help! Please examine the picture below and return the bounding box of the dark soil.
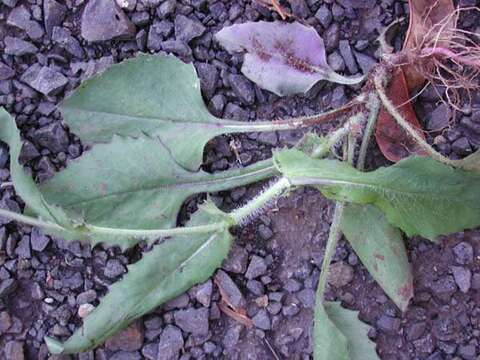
[0,0,480,359]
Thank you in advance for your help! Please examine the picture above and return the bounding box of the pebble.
[174,14,205,43]
[376,315,401,335]
[43,0,67,37]
[30,228,50,252]
[327,261,354,287]
[35,123,69,153]
[413,334,435,354]
[208,94,226,117]
[161,40,192,58]
[15,236,31,259]
[3,341,24,360]
[252,309,271,330]
[431,275,457,295]
[315,5,332,28]
[174,308,209,335]
[77,290,97,305]
[214,270,246,308]
[52,27,85,59]
[338,40,358,74]
[157,325,184,360]
[222,245,249,273]
[78,303,95,318]
[451,137,472,155]
[0,311,12,333]
[453,242,474,264]
[458,344,477,360]
[229,74,255,105]
[110,351,142,360]
[4,36,38,56]
[406,322,427,341]
[21,65,68,96]
[451,266,472,293]
[196,63,218,99]
[0,63,14,80]
[104,259,126,279]
[0,278,17,298]
[106,321,144,352]
[81,0,136,42]
[245,255,267,280]
[192,280,212,307]
[297,288,315,308]
[427,103,451,131]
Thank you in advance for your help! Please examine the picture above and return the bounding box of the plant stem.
[315,202,345,301]
[373,71,454,165]
[223,97,364,133]
[357,93,380,170]
[311,113,364,158]
[230,177,291,224]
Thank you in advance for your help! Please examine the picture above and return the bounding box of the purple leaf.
[215,21,363,96]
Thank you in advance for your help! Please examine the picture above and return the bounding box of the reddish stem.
[421,47,480,68]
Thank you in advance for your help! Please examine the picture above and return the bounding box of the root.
[406,7,480,112]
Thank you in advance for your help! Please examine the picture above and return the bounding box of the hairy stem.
[230,177,291,224]
[315,202,345,301]
[311,113,364,158]
[224,96,365,133]
[357,94,380,170]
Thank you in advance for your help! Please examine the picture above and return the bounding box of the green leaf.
[274,149,480,240]
[60,54,252,171]
[39,134,275,232]
[314,301,378,360]
[0,108,80,238]
[45,201,233,354]
[341,204,413,311]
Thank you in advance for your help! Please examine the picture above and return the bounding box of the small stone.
[21,65,68,96]
[451,137,472,156]
[406,322,426,341]
[3,341,24,360]
[104,259,126,279]
[458,344,476,360]
[157,0,176,17]
[431,275,457,295]
[252,309,271,330]
[192,280,212,307]
[81,0,136,42]
[7,5,30,30]
[196,63,218,99]
[297,289,315,308]
[376,315,401,335]
[35,123,69,152]
[77,290,97,305]
[174,308,209,335]
[257,224,273,240]
[451,266,471,293]
[161,40,192,58]
[163,293,189,311]
[0,311,12,333]
[353,51,377,74]
[116,0,136,10]
[208,94,225,117]
[4,36,38,56]
[453,242,474,264]
[2,0,19,7]
[110,351,141,360]
[328,261,354,287]
[52,27,85,59]
[315,5,332,27]
[44,0,67,37]
[324,23,340,52]
[141,343,157,360]
[427,104,452,131]
[229,74,255,105]
[413,334,435,354]
[246,280,264,296]
[174,15,205,43]
[245,255,267,280]
[78,303,95,318]
[214,270,246,308]
[0,63,15,81]
[30,228,50,252]
[471,273,480,290]
[0,278,17,298]
[283,278,301,293]
[222,245,249,273]
[327,51,345,72]
[157,325,184,360]
[106,321,144,352]
[15,236,30,259]
[339,40,358,74]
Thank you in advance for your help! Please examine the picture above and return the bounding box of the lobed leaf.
[215,21,362,96]
[60,54,251,171]
[341,204,413,311]
[0,108,81,239]
[45,201,233,354]
[274,149,480,240]
[314,301,378,360]
[39,134,275,233]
